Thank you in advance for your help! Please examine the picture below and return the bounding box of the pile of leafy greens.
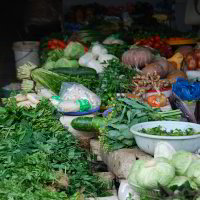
[0,98,108,199]
[99,98,181,152]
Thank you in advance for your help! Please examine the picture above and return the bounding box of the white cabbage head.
[171,151,193,176]
[136,158,175,189]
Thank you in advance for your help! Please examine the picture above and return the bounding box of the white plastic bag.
[59,83,101,109]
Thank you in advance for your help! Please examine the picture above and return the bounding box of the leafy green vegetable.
[96,59,137,106]
[31,68,98,94]
[140,126,200,136]
[0,98,108,199]
[55,58,79,68]
[99,98,181,152]
[43,61,56,70]
[64,42,85,60]
[136,159,175,190]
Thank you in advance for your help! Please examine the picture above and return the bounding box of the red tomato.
[154,43,161,49]
[149,38,154,43]
[155,35,160,41]
[84,46,89,52]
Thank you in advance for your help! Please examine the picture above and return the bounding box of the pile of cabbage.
[128,142,200,191]
[42,41,118,74]
[42,41,84,70]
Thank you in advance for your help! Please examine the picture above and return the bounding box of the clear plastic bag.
[50,83,101,113]
[59,83,101,109]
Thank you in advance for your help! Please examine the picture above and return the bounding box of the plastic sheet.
[172,78,200,101]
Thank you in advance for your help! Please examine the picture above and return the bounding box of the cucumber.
[71,117,105,132]
[50,67,97,76]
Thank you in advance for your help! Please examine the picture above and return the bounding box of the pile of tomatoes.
[136,35,173,58]
[48,39,66,50]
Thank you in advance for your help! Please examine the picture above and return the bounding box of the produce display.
[128,143,200,199]
[185,48,200,71]
[165,37,197,45]
[136,35,173,58]
[132,73,171,96]
[140,126,200,136]
[72,98,181,151]
[3,11,200,199]
[0,98,108,199]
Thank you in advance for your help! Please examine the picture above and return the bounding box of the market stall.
[1,0,200,199]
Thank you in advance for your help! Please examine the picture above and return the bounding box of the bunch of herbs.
[96,59,137,107]
[0,98,108,199]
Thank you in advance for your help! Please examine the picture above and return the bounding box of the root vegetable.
[176,46,193,58]
[194,49,200,60]
[185,52,197,70]
[27,93,41,104]
[141,63,166,78]
[17,100,37,108]
[168,62,177,72]
[15,94,27,102]
[122,47,153,69]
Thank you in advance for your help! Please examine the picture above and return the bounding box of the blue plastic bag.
[172,78,200,101]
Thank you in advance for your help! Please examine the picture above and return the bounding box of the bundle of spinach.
[0,98,108,199]
[96,59,137,107]
[99,98,182,152]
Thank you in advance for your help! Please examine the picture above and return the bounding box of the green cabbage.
[64,42,85,60]
[55,58,79,68]
[128,160,146,186]
[171,151,193,176]
[186,160,200,186]
[43,61,56,70]
[136,159,175,189]
[168,176,198,190]
[154,142,176,160]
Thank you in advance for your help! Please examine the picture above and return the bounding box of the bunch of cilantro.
[0,98,107,200]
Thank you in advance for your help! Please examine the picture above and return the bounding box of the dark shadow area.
[0,0,61,88]
[0,1,27,88]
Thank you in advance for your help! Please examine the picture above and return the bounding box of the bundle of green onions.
[17,62,98,94]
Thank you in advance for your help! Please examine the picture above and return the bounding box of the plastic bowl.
[130,121,200,155]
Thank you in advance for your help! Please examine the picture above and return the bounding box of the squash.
[167,70,187,83]
[167,52,184,71]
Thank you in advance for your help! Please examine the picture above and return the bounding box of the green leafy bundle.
[0,99,107,199]
[96,59,137,107]
[99,98,181,152]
